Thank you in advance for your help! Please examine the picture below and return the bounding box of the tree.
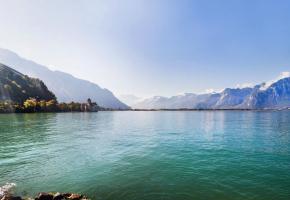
[46,99,58,112]
[39,100,47,112]
[58,103,69,112]
[23,98,37,112]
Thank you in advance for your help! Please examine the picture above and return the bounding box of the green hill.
[0,63,56,103]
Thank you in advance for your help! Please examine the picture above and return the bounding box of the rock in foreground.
[1,192,89,200]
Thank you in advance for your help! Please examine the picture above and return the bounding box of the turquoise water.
[0,111,290,200]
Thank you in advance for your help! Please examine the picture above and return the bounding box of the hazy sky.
[0,0,290,97]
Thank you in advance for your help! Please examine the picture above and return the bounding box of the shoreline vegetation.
[1,99,289,114]
[0,98,100,113]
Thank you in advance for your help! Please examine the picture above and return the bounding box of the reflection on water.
[0,111,290,200]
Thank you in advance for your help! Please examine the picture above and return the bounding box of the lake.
[0,111,290,200]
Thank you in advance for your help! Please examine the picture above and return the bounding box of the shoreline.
[0,108,290,114]
[0,184,90,200]
[1,193,89,200]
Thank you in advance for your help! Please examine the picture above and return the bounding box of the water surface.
[0,111,290,200]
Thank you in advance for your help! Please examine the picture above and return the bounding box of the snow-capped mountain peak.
[260,71,290,91]
[133,73,290,110]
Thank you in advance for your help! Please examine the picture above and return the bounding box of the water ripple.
[0,111,290,200]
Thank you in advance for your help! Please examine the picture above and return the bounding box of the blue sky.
[0,0,289,97]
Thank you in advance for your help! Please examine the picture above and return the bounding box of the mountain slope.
[134,77,290,110]
[0,63,56,103]
[240,78,290,109]
[195,87,254,109]
[0,48,129,109]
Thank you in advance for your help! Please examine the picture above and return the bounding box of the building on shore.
[80,98,99,112]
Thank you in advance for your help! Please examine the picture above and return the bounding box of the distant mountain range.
[133,77,290,110]
[1,48,289,110]
[0,48,129,109]
[0,63,56,103]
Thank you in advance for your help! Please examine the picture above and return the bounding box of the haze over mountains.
[0,48,129,109]
[118,94,144,107]
[133,75,290,110]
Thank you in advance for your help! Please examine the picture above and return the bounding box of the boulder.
[10,197,22,200]
[1,196,22,200]
[61,193,71,198]
[68,194,82,200]
[52,193,63,200]
[1,195,9,200]
[2,192,88,200]
[37,193,53,200]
